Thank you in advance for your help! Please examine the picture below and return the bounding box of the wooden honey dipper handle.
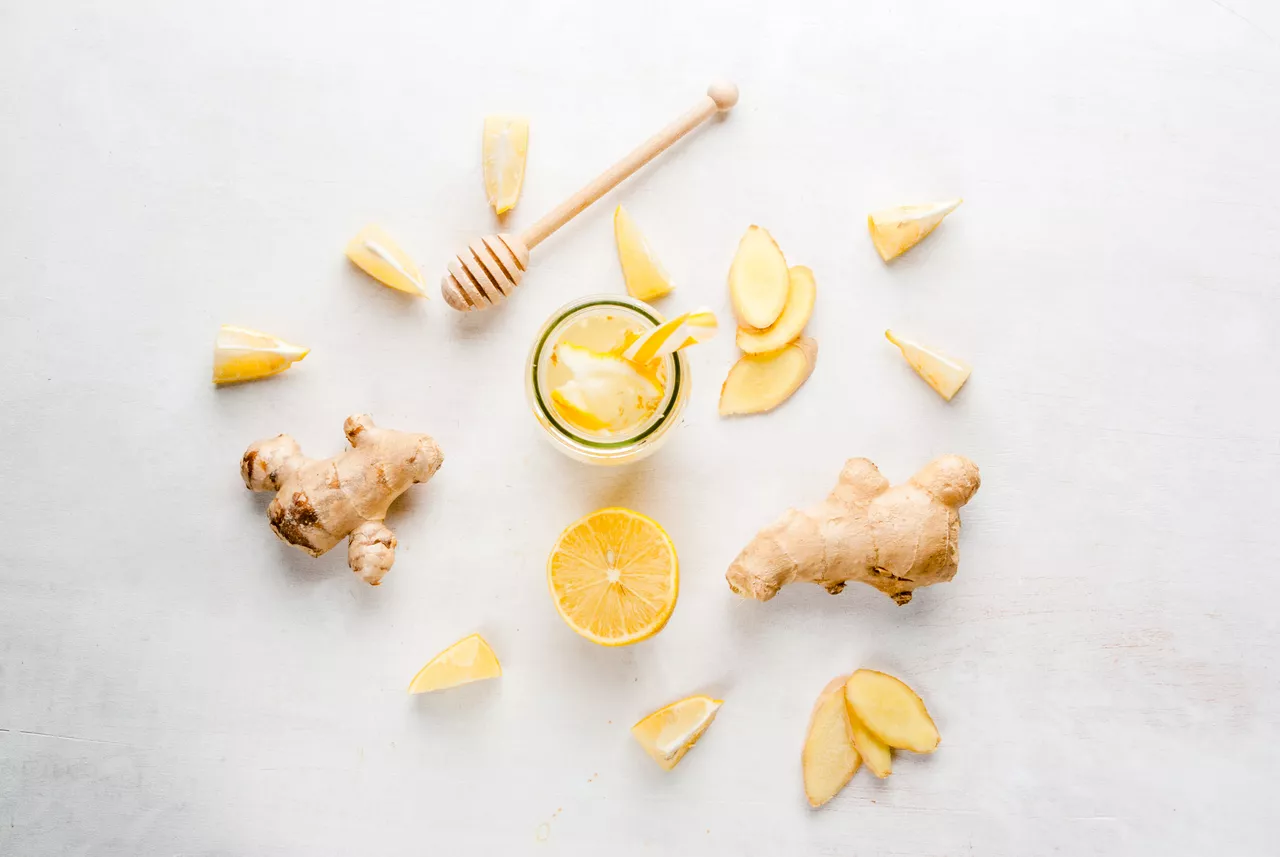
[519,81,739,250]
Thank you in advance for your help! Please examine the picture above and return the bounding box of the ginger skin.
[241,414,443,585]
[726,455,979,604]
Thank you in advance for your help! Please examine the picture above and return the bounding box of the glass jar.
[526,294,689,465]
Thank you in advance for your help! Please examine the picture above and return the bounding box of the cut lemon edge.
[632,695,723,770]
[614,205,674,301]
[408,633,502,694]
[212,325,309,385]
[546,507,678,647]
[345,224,426,296]
[483,115,529,215]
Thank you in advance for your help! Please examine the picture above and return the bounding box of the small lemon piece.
[547,507,678,646]
[631,695,722,770]
[212,325,309,385]
[614,206,674,301]
[344,225,426,296]
[408,633,502,694]
[885,330,971,401]
[719,336,818,416]
[867,199,962,262]
[483,115,529,215]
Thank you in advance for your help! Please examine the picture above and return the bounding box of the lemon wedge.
[885,330,971,401]
[631,695,722,770]
[345,225,426,296]
[212,325,309,385]
[547,507,678,646]
[483,115,529,215]
[614,206,673,301]
[867,199,961,262]
[621,307,718,366]
[408,633,502,694]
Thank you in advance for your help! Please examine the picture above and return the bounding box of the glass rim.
[529,295,685,451]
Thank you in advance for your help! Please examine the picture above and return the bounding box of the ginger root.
[241,414,443,585]
[726,455,979,603]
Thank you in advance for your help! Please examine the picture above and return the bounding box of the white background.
[2,1,1279,854]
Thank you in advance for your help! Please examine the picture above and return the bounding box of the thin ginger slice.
[867,199,961,262]
[803,675,862,807]
[408,634,502,694]
[632,695,722,770]
[885,330,971,401]
[483,115,529,214]
[345,224,427,296]
[844,669,940,753]
[719,337,818,416]
[845,698,893,778]
[614,206,674,301]
[213,325,309,385]
[728,225,790,329]
[736,266,816,354]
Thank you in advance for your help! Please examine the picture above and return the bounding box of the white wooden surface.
[2,1,1278,854]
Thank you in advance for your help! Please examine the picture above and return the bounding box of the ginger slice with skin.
[719,337,817,416]
[844,669,940,753]
[728,225,790,329]
[845,695,892,778]
[736,265,817,355]
[803,675,862,807]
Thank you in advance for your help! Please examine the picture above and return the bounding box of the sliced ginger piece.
[885,330,971,401]
[345,225,426,296]
[868,199,961,262]
[803,675,862,807]
[845,698,893,778]
[408,633,502,694]
[728,225,790,329]
[614,206,674,301]
[483,115,529,214]
[213,325,309,385]
[844,669,940,753]
[631,695,722,770]
[719,336,818,416]
[736,266,816,354]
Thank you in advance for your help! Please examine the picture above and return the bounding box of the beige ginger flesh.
[241,414,443,585]
[726,455,980,604]
[802,675,861,807]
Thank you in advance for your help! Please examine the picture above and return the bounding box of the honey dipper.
[441,81,738,311]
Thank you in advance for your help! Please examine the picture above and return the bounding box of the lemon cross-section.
[546,508,678,646]
[631,695,722,770]
[408,633,502,694]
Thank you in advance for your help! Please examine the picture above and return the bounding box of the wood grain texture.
[1,0,1278,855]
